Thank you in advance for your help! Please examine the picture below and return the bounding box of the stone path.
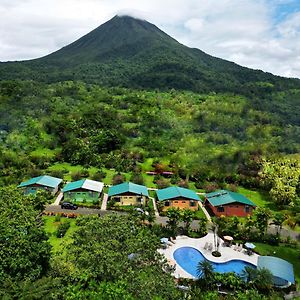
[51,192,63,206]
[101,193,108,211]
[198,202,211,222]
[150,197,160,216]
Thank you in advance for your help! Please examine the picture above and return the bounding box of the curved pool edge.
[159,233,259,279]
[173,245,257,268]
[173,246,257,278]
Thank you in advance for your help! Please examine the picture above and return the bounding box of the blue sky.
[0,0,300,78]
[272,0,300,23]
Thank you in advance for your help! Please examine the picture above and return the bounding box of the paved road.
[44,205,124,216]
[44,205,300,241]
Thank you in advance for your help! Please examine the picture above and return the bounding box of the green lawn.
[194,206,206,219]
[255,242,300,285]
[43,215,77,253]
[237,187,279,212]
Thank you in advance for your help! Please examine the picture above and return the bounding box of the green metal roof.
[108,182,149,197]
[157,186,200,201]
[257,256,295,286]
[205,190,256,207]
[63,179,104,193]
[18,175,62,189]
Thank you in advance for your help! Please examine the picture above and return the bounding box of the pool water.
[173,246,256,278]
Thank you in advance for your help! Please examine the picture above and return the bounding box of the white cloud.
[0,0,300,78]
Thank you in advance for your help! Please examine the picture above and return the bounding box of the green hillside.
[1,15,300,96]
[0,80,299,187]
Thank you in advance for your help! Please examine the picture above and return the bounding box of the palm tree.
[145,207,156,226]
[166,208,181,236]
[242,266,257,284]
[196,260,215,289]
[242,266,273,292]
[255,268,273,291]
[210,219,219,252]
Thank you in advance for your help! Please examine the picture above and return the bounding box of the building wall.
[161,198,199,211]
[110,193,147,206]
[64,189,100,203]
[24,184,56,195]
[206,202,254,217]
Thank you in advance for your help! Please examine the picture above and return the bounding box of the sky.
[1,0,300,78]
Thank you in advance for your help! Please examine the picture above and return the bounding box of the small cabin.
[18,175,62,195]
[62,179,104,203]
[108,182,149,206]
[204,190,256,217]
[156,186,201,211]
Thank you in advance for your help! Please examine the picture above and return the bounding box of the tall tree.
[0,187,51,283]
[181,209,194,233]
[254,207,272,237]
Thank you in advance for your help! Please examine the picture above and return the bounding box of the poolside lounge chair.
[203,242,209,250]
[233,244,238,251]
[169,237,176,244]
[208,243,213,251]
[238,244,243,252]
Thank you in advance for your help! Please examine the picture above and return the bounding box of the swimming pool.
[173,246,256,278]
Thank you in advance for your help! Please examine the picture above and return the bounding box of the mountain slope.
[0,15,300,94]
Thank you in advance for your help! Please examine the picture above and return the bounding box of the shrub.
[112,173,125,185]
[71,171,83,181]
[177,180,189,188]
[194,181,204,189]
[92,170,106,181]
[203,182,219,193]
[227,183,237,192]
[130,173,144,185]
[54,214,61,222]
[56,221,70,238]
[156,178,170,189]
[50,170,64,179]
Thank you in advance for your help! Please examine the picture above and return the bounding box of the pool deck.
[158,232,259,279]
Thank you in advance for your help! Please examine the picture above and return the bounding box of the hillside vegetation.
[0,80,299,188]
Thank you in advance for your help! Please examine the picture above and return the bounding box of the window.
[114,197,121,202]
[165,201,170,207]
[190,201,196,207]
[182,201,186,203]
[245,206,250,213]
[174,201,178,203]
[217,206,224,212]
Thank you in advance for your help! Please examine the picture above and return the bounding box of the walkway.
[150,197,160,217]
[101,193,108,211]
[158,233,259,279]
[198,202,211,222]
[51,192,63,206]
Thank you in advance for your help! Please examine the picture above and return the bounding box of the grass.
[255,242,300,285]
[237,187,279,212]
[43,215,77,254]
[30,147,59,159]
[194,206,206,219]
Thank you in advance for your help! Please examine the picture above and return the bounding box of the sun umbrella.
[245,242,256,249]
[160,237,169,244]
[223,236,233,241]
